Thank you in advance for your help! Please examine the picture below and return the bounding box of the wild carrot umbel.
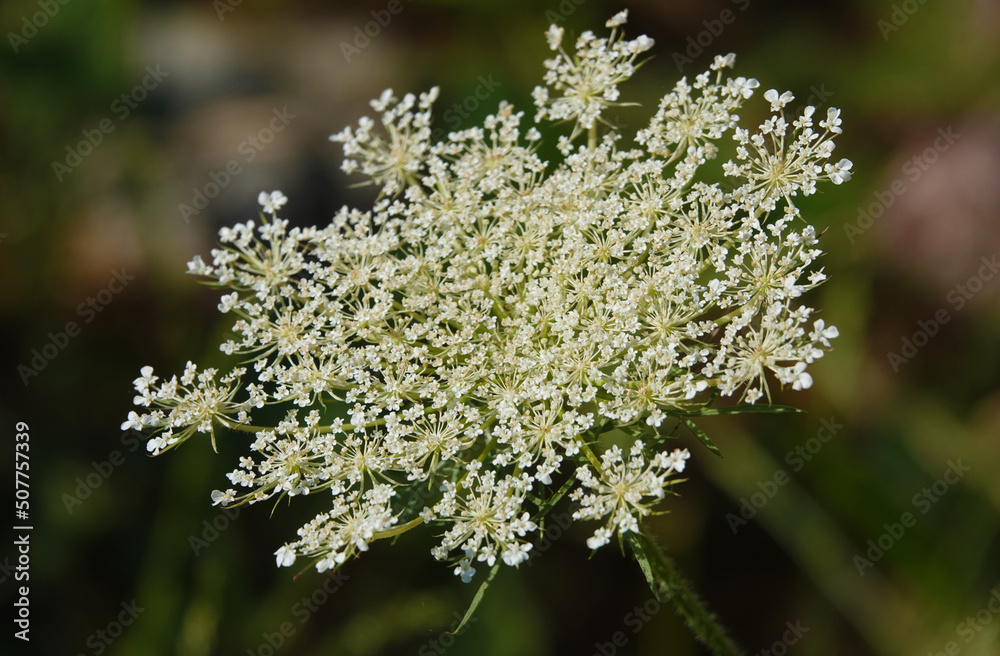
[125,11,849,649]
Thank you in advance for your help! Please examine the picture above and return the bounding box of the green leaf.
[452,561,501,635]
[704,387,721,408]
[532,474,576,523]
[269,491,288,517]
[679,404,804,417]
[628,531,665,601]
[679,417,722,457]
[625,532,743,656]
[620,424,652,440]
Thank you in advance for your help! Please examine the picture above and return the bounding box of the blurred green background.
[2,0,999,655]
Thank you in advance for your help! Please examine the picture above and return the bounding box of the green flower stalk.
[124,10,848,652]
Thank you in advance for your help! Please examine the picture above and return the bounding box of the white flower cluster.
[534,10,654,139]
[571,442,690,550]
[125,14,847,583]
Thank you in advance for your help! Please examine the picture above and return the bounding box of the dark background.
[2,0,999,654]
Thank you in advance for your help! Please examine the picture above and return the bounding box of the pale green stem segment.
[577,439,605,473]
[625,531,744,656]
[372,516,424,541]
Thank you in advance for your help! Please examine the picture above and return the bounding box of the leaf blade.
[679,417,722,457]
[451,561,501,635]
[679,404,804,416]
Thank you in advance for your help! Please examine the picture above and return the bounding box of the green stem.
[625,531,743,656]
[220,416,388,435]
[712,302,752,329]
[372,516,424,541]
[476,428,499,463]
[576,439,604,473]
